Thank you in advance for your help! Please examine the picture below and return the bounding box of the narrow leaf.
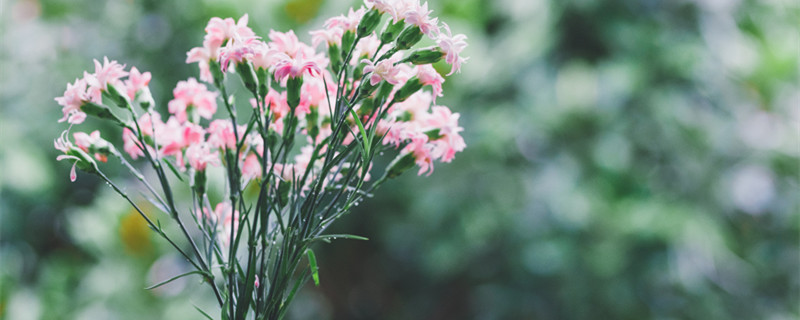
[348,109,370,159]
[313,234,369,242]
[306,248,320,286]
[193,304,215,320]
[145,270,205,290]
[163,159,185,182]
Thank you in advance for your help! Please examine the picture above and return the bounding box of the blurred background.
[1,0,798,319]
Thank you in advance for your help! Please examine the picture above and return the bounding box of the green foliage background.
[1,0,798,319]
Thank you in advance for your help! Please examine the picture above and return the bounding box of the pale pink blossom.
[404,2,439,37]
[436,23,468,76]
[364,0,397,15]
[54,131,81,182]
[125,67,152,101]
[55,78,90,124]
[157,117,188,164]
[84,57,128,94]
[74,130,109,163]
[416,64,444,102]
[204,15,257,56]
[218,36,261,72]
[241,153,262,182]
[362,58,401,85]
[122,128,144,159]
[324,8,365,32]
[268,30,316,59]
[185,143,221,171]
[274,57,322,81]
[168,78,218,123]
[310,28,343,48]
[354,34,382,59]
[186,47,214,82]
[424,106,465,162]
[250,41,284,70]
[402,133,434,176]
[207,119,242,150]
[202,202,240,246]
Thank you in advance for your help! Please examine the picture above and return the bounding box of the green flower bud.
[103,82,131,109]
[357,9,383,38]
[403,48,444,65]
[341,31,356,57]
[210,60,225,88]
[286,76,303,110]
[328,43,342,74]
[396,26,423,50]
[380,20,405,43]
[392,77,423,102]
[385,151,415,179]
[236,62,259,95]
[256,67,269,98]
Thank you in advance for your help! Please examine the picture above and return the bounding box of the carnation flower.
[437,23,468,75]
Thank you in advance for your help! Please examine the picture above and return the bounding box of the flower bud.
[134,87,155,111]
[307,107,320,140]
[380,20,405,43]
[385,151,415,179]
[210,60,225,88]
[357,9,383,38]
[236,62,259,95]
[392,77,423,102]
[277,180,291,208]
[403,48,444,65]
[286,76,303,110]
[328,43,343,74]
[103,82,132,109]
[256,68,269,98]
[341,31,356,56]
[192,168,208,198]
[396,26,424,50]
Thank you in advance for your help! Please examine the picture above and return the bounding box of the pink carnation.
[73,130,109,163]
[84,57,128,94]
[362,58,401,86]
[125,67,152,101]
[207,119,242,150]
[323,8,365,32]
[403,133,434,176]
[404,2,439,38]
[185,143,221,171]
[416,64,444,102]
[168,78,218,123]
[437,23,468,76]
[55,78,91,124]
[274,57,322,81]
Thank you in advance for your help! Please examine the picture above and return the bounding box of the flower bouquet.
[54,0,467,318]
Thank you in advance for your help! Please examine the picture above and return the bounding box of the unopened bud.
[380,20,405,43]
[103,83,132,109]
[396,26,423,50]
[328,44,342,74]
[236,62,259,95]
[210,60,225,88]
[385,151,415,179]
[403,48,443,65]
[392,77,422,102]
[286,77,303,110]
[341,31,356,56]
[357,9,383,38]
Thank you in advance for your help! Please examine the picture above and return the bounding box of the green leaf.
[313,234,369,243]
[193,304,215,320]
[163,159,185,182]
[306,248,320,286]
[145,270,205,290]
[349,109,370,161]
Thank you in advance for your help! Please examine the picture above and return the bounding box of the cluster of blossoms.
[54,1,467,318]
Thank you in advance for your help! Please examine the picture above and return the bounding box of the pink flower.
[85,57,128,93]
[416,64,444,102]
[324,8,365,32]
[362,58,401,85]
[250,42,284,70]
[310,28,343,48]
[218,36,261,72]
[437,23,468,76]
[168,78,218,123]
[268,30,316,59]
[241,153,261,182]
[274,57,322,81]
[201,202,240,246]
[55,78,90,124]
[207,119,240,150]
[402,133,434,176]
[186,47,214,82]
[404,2,439,38]
[122,128,144,159]
[54,131,81,182]
[185,143,220,171]
[73,130,109,163]
[354,34,382,59]
[204,15,256,56]
[424,106,465,162]
[125,67,152,101]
